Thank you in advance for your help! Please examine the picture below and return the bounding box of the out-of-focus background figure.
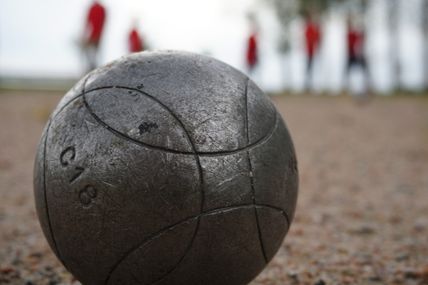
[246,13,259,76]
[345,14,370,99]
[303,10,322,91]
[246,30,258,75]
[128,21,144,53]
[81,0,106,72]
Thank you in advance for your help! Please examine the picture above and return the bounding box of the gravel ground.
[0,90,427,285]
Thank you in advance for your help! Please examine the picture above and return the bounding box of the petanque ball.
[34,51,298,285]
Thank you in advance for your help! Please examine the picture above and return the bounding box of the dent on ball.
[34,51,298,285]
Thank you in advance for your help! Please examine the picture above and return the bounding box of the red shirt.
[305,21,321,57]
[129,29,144,53]
[247,33,258,68]
[86,2,106,44]
[348,29,364,58]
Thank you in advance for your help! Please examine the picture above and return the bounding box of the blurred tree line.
[262,0,428,92]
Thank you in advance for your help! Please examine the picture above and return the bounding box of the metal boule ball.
[34,51,298,285]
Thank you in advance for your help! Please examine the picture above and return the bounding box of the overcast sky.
[0,0,425,92]
[0,0,254,76]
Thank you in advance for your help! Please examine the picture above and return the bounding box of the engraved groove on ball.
[38,72,96,272]
[79,84,287,284]
[89,81,285,283]
[81,86,278,157]
[82,87,206,285]
[43,84,289,285]
[41,120,63,261]
[106,204,289,284]
[34,52,298,285]
[243,78,269,263]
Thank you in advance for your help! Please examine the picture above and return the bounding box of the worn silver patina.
[34,51,298,285]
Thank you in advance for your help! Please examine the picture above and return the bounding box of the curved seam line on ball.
[42,119,65,265]
[82,85,206,210]
[82,87,205,285]
[255,203,290,227]
[52,83,285,283]
[46,83,288,281]
[40,73,95,274]
[103,203,288,284]
[51,94,83,120]
[78,85,278,157]
[132,90,204,285]
[243,78,268,264]
[50,72,94,120]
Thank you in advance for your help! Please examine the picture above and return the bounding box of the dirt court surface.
[0,90,427,285]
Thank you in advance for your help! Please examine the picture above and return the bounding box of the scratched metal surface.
[33,51,298,285]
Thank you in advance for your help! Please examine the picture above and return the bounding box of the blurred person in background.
[246,31,258,75]
[81,0,106,72]
[246,13,259,76]
[304,10,322,92]
[345,15,371,100]
[128,21,144,53]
